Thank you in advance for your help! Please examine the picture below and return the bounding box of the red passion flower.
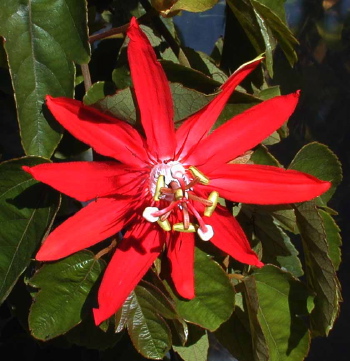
[23,17,330,325]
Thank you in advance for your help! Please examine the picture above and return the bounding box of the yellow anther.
[174,188,183,200]
[189,166,210,185]
[157,218,171,231]
[204,191,219,217]
[173,222,197,233]
[154,175,165,201]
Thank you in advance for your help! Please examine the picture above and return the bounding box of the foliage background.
[0,0,349,360]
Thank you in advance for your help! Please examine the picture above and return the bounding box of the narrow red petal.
[207,205,263,267]
[201,164,331,204]
[36,197,136,261]
[23,162,145,202]
[45,96,149,167]
[187,91,300,173]
[127,17,176,160]
[93,221,164,325]
[176,57,263,160]
[167,232,195,299]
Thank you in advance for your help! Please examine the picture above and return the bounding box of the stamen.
[186,202,205,228]
[154,175,165,201]
[157,218,171,231]
[181,202,190,229]
[189,166,210,185]
[143,207,160,222]
[204,191,219,217]
[188,193,213,206]
[173,223,197,232]
[152,201,181,217]
[185,177,200,190]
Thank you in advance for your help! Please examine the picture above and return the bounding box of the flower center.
[143,162,219,241]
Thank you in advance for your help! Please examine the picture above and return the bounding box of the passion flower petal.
[207,205,263,267]
[127,17,176,161]
[200,164,331,204]
[93,221,165,325]
[23,162,145,202]
[45,96,149,167]
[188,91,300,173]
[36,197,136,261]
[167,232,195,299]
[176,57,263,160]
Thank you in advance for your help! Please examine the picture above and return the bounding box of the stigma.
[144,162,218,241]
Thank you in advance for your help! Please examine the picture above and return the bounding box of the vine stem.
[81,63,92,92]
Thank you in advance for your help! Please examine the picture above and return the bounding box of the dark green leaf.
[251,144,281,166]
[246,265,314,361]
[173,331,209,361]
[170,0,219,12]
[252,0,298,67]
[126,287,172,360]
[0,156,59,304]
[171,83,213,122]
[238,205,303,277]
[0,0,90,157]
[214,293,254,361]
[65,315,123,350]
[83,81,116,106]
[319,210,342,271]
[161,60,221,94]
[242,277,269,361]
[28,251,105,341]
[289,142,342,205]
[93,82,213,125]
[172,247,235,331]
[295,201,342,336]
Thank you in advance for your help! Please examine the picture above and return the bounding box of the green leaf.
[242,276,269,361]
[93,87,137,124]
[294,201,342,336]
[251,144,281,166]
[214,293,254,361]
[28,251,105,341]
[65,315,123,350]
[172,247,235,331]
[238,205,303,277]
[83,81,116,106]
[227,0,298,77]
[170,0,219,12]
[0,0,90,158]
[289,142,342,205]
[0,156,60,305]
[227,0,269,71]
[246,265,314,361]
[93,82,213,125]
[126,287,172,360]
[161,60,221,94]
[173,332,209,361]
[252,0,298,67]
[0,40,7,68]
[319,210,342,271]
[171,83,213,122]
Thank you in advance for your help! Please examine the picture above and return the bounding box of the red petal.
[127,17,176,160]
[187,91,300,173]
[45,96,149,167]
[93,221,164,325]
[167,232,195,299]
[23,162,145,202]
[207,205,263,267]
[201,164,331,204]
[36,197,135,261]
[176,57,262,160]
